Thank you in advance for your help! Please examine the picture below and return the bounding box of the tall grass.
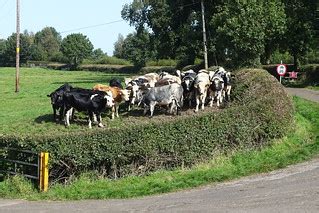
[0,97,318,200]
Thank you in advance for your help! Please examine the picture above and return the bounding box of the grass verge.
[0,96,318,200]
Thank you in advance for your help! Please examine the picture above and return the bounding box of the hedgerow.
[0,69,294,182]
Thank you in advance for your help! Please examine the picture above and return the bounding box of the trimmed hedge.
[300,64,319,85]
[0,69,294,181]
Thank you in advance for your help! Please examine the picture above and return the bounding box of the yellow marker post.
[39,152,49,192]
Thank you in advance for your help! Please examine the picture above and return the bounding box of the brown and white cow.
[93,84,130,119]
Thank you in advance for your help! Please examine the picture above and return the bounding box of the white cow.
[194,70,211,112]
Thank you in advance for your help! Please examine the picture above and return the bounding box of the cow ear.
[47,94,51,97]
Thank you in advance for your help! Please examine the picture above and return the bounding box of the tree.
[2,32,33,66]
[92,48,106,60]
[282,0,317,67]
[113,34,125,58]
[211,1,266,67]
[0,39,5,66]
[61,33,94,68]
[121,30,152,67]
[262,0,287,64]
[34,27,62,61]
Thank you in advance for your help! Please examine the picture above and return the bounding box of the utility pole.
[201,0,208,69]
[15,0,20,93]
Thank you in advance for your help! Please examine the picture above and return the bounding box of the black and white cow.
[47,83,73,121]
[209,73,225,107]
[109,78,123,89]
[62,88,114,128]
[215,67,232,102]
[180,70,197,107]
[140,83,184,117]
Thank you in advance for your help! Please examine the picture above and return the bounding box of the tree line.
[115,0,318,68]
[0,0,318,69]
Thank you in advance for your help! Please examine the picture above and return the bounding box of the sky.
[0,0,135,55]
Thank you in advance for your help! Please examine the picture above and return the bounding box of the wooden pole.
[15,0,20,93]
[201,0,208,69]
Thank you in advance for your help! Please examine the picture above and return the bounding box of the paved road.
[1,157,319,212]
[285,87,319,103]
[1,87,319,212]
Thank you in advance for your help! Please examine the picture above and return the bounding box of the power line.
[59,19,124,34]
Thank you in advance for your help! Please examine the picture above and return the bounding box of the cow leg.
[195,97,200,112]
[143,104,149,116]
[53,106,57,121]
[88,111,94,129]
[111,106,115,119]
[201,93,206,110]
[227,86,231,101]
[64,108,73,127]
[217,91,221,107]
[115,104,119,118]
[93,113,97,123]
[58,107,64,122]
[149,102,156,118]
[96,112,104,128]
[169,101,175,115]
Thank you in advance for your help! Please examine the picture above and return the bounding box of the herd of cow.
[47,66,232,128]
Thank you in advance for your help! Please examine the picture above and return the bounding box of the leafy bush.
[83,56,132,66]
[0,69,293,182]
[146,59,177,67]
[300,64,319,85]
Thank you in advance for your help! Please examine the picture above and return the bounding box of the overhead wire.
[58,1,201,34]
[59,19,124,34]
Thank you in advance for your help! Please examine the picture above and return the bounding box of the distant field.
[0,67,128,135]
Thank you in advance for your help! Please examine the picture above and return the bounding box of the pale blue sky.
[0,0,135,55]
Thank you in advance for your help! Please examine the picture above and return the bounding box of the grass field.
[0,96,318,200]
[0,67,128,135]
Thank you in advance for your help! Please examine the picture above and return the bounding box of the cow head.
[47,92,63,107]
[104,91,115,108]
[182,76,195,92]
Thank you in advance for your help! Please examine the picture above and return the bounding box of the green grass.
[307,86,319,91]
[0,67,128,135]
[0,96,318,200]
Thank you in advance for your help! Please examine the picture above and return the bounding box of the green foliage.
[33,27,62,61]
[300,64,319,85]
[262,0,287,64]
[83,55,131,66]
[146,59,177,67]
[61,33,94,68]
[0,69,294,182]
[281,0,317,67]
[211,1,266,67]
[120,30,153,67]
[1,32,33,66]
[113,34,125,58]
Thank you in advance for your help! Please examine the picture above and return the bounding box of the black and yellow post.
[39,152,49,192]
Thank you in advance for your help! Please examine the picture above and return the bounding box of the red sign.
[277,64,287,76]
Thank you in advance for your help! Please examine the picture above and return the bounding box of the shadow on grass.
[34,114,55,124]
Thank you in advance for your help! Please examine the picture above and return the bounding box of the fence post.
[39,152,49,192]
